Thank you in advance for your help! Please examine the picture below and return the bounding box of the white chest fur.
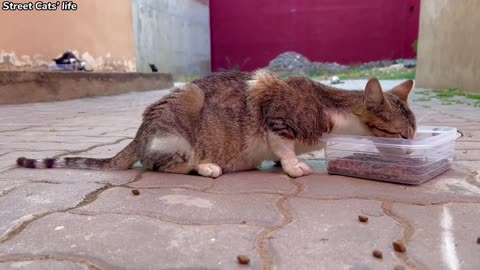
[232,136,276,170]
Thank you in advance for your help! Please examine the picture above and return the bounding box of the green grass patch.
[416,91,433,95]
[432,88,480,101]
[309,67,416,80]
[466,94,480,100]
[433,88,465,99]
[415,97,432,102]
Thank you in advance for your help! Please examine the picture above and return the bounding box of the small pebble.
[131,189,140,196]
[358,215,369,222]
[393,241,406,253]
[372,250,383,259]
[394,266,405,270]
[237,255,250,265]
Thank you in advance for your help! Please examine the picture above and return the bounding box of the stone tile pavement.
[0,81,479,270]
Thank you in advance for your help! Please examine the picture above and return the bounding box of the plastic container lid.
[321,126,460,149]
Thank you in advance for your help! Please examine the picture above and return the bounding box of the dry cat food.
[237,255,250,265]
[477,237,480,245]
[392,241,406,253]
[372,250,383,259]
[358,215,369,223]
[327,153,450,184]
[131,189,140,196]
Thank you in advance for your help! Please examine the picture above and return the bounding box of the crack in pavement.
[52,137,133,159]
[0,152,11,157]
[0,126,40,133]
[67,211,264,228]
[29,180,62,185]
[118,171,145,187]
[381,201,426,270]
[0,186,17,198]
[0,254,104,270]
[0,170,143,245]
[0,137,132,163]
[0,185,111,245]
[255,178,304,270]
[99,127,138,136]
[0,212,51,245]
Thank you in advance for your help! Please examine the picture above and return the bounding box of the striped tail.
[16,139,139,170]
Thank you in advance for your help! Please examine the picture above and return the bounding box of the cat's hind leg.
[141,134,195,173]
[143,153,222,178]
[141,133,223,178]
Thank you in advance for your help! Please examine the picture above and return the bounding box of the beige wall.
[0,0,136,71]
[416,0,480,93]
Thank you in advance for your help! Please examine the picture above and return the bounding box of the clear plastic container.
[322,126,461,185]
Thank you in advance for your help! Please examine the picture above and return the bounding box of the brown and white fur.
[17,70,416,178]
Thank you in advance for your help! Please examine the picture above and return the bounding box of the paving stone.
[455,149,480,161]
[0,134,130,144]
[130,171,213,190]
[0,168,140,185]
[72,187,281,226]
[0,142,103,152]
[0,213,261,270]
[0,260,89,270]
[0,180,27,196]
[455,142,480,150]
[391,203,480,270]
[454,161,480,172]
[65,139,132,158]
[297,166,480,204]
[459,130,480,140]
[0,183,104,239]
[209,169,297,194]
[10,126,131,136]
[270,198,403,270]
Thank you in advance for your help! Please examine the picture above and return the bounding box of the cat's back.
[191,71,252,100]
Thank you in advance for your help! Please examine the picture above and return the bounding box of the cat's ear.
[364,78,391,109]
[388,80,415,102]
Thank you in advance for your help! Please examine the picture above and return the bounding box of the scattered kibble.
[477,237,480,245]
[393,241,406,253]
[394,265,406,270]
[372,250,383,259]
[358,215,369,223]
[131,189,140,196]
[237,255,250,265]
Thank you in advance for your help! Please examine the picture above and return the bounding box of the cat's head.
[354,78,416,139]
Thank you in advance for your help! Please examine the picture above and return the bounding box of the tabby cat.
[17,69,416,178]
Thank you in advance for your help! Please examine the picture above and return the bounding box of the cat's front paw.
[196,163,223,178]
[283,161,312,178]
